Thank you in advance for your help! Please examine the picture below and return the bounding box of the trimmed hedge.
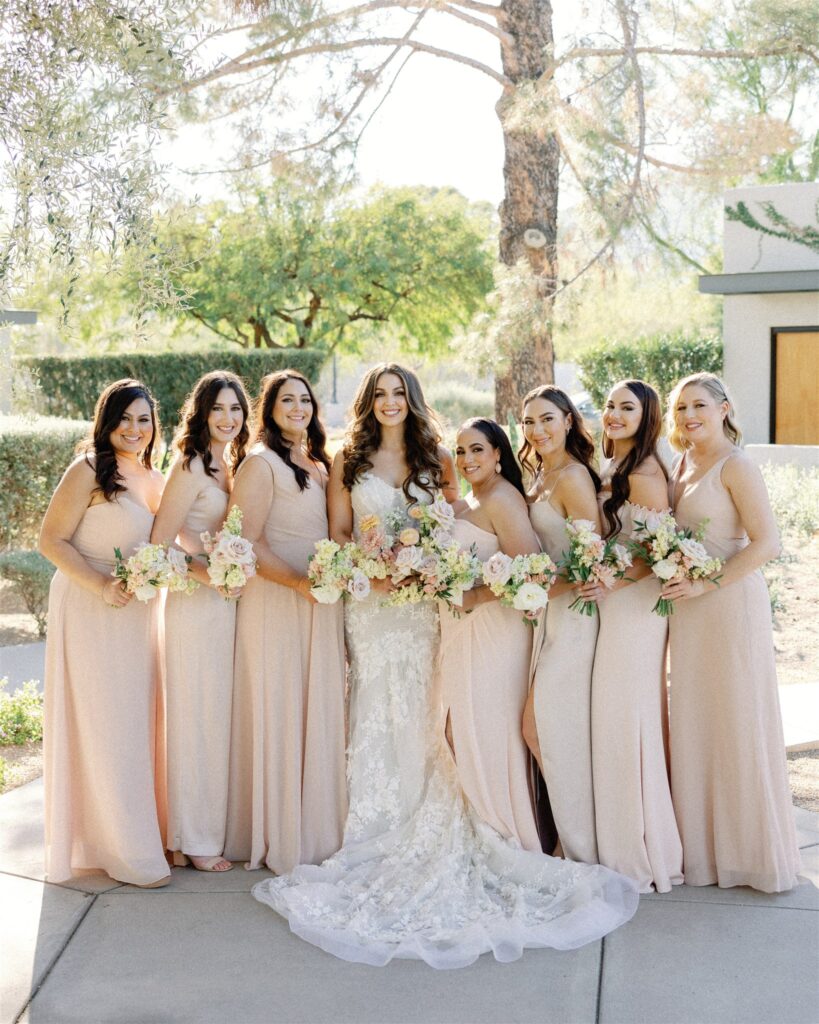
[0,415,89,550]
[576,333,723,409]
[13,349,326,441]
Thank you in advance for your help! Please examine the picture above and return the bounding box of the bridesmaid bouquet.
[482,550,557,626]
[200,506,257,597]
[559,518,633,616]
[630,511,723,616]
[112,543,196,602]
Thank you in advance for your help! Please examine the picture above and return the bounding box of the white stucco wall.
[724,291,819,443]
[719,183,819,444]
[723,182,819,274]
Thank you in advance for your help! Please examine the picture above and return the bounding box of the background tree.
[153,183,494,353]
[2,1,816,414]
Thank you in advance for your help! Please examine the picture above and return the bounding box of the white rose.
[482,552,513,587]
[346,570,372,601]
[394,545,424,576]
[220,535,255,566]
[427,494,455,529]
[311,583,342,605]
[133,583,158,602]
[677,537,709,566]
[652,558,680,581]
[512,581,548,612]
[166,547,189,576]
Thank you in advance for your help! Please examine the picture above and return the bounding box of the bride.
[252,364,639,969]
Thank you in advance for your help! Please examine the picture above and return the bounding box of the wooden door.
[774,330,819,444]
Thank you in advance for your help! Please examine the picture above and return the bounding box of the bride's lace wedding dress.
[252,474,639,969]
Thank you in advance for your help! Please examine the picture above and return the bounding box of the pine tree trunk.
[494,0,559,421]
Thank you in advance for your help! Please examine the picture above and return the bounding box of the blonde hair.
[667,372,742,452]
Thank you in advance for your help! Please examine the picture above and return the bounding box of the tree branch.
[549,43,818,78]
[439,3,511,44]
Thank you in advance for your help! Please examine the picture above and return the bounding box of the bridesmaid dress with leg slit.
[438,519,540,851]
[528,499,598,864]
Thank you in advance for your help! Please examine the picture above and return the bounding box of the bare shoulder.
[484,479,529,516]
[556,461,597,499]
[631,454,665,478]
[235,449,274,485]
[721,449,761,487]
[64,454,96,482]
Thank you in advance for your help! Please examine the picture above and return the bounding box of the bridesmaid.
[519,386,600,863]
[579,380,683,892]
[440,418,541,850]
[224,370,347,873]
[151,371,250,873]
[39,379,169,887]
[663,372,799,892]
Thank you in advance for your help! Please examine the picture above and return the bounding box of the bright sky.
[159,10,512,205]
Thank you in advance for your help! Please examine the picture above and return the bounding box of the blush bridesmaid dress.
[44,495,168,885]
[528,498,598,864]
[669,453,800,892]
[590,500,684,893]
[163,466,235,864]
[438,518,540,851]
[224,444,347,873]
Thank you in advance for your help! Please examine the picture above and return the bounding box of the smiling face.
[109,397,153,457]
[272,378,314,441]
[372,372,408,428]
[455,426,499,487]
[207,387,245,446]
[522,397,571,459]
[603,385,643,446]
[674,383,728,446]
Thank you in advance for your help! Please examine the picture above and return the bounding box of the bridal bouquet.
[308,539,372,604]
[482,550,557,626]
[630,510,723,616]
[559,518,633,616]
[112,542,196,602]
[386,494,480,609]
[200,506,257,597]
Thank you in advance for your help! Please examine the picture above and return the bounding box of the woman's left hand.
[576,580,607,604]
[660,577,708,602]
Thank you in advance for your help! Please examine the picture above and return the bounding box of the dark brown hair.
[601,379,665,538]
[80,379,159,501]
[342,363,443,500]
[255,370,330,491]
[519,385,601,491]
[174,371,250,478]
[458,417,525,498]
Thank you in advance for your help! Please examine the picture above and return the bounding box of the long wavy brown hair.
[173,371,250,478]
[601,379,665,538]
[255,370,330,491]
[342,363,443,500]
[80,379,160,501]
[518,385,600,491]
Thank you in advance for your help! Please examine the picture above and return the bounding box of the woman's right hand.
[295,577,318,604]
[101,579,132,608]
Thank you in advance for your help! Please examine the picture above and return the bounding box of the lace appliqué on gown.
[252,474,639,968]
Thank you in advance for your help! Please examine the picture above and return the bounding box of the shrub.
[13,348,326,442]
[0,551,56,637]
[0,415,89,549]
[761,463,819,539]
[426,381,493,429]
[0,679,44,745]
[576,333,723,409]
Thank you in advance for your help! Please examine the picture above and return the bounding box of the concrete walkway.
[1,779,817,1024]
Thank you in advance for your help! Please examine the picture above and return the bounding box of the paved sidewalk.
[1,779,817,1024]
